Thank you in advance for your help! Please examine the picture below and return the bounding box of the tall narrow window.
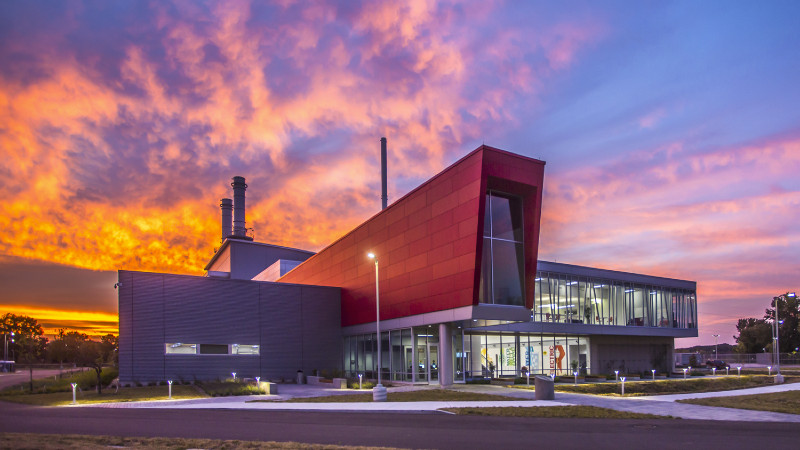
[479,191,525,306]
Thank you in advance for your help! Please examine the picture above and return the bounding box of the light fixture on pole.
[367,252,387,402]
[712,334,719,360]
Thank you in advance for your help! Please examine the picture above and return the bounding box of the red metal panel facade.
[278,145,545,326]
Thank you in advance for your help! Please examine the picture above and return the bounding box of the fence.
[699,353,800,365]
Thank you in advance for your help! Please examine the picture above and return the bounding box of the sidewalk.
[79,381,800,423]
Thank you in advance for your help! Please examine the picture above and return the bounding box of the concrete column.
[439,323,453,386]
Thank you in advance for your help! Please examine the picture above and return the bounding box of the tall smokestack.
[220,198,232,243]
[231,176,247,236]
[381,137,388,210]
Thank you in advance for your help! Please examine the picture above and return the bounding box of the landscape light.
[358,373,363,390]
[614,370,619,381]
[683,368,687,379]
[168,380,173,399]
[768,366,772,376]
[71,383,78,405]
[620,377,626,395]
[651,369,656,381]
[712,368,716,376]
[232,372,236,381]
[737,366,742,376]
[574,371,578,385]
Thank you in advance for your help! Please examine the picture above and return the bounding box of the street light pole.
[775,292,798,384]
[367,252,387,401]
[712,334,719,360]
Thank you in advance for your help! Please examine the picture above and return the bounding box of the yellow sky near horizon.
[1,305,119,339]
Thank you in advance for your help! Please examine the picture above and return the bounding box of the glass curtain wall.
[534,272,697,329]
[345,326,452,382]
[479,191,525,306]
[464,332,590,377]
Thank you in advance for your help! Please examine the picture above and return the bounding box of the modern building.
[118,145,697,386]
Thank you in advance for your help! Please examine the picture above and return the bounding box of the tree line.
[734,292,799,354]
[2,312,118,393]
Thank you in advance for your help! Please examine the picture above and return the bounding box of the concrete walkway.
[79,381,800,422]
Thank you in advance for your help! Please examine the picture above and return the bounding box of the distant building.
[118,145,697,385]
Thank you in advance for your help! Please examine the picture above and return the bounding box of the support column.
[439,323,454,386]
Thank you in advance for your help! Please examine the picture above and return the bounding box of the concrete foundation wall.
[118,270,341,384]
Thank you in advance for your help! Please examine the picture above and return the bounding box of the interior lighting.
[624,289,634,293]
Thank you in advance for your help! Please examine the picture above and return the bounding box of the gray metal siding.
[129,272,166,383]
[301,285,342,373]
[117,271,133,383]
[118,270,340,383]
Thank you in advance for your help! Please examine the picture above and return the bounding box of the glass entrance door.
[428,344,439,384]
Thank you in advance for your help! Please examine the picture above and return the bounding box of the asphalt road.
[1,402,798,449]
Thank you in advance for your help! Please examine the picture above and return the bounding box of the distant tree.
[765,293,800,353]
[734,318,772,353]
[2,314,48,393]
[46,330,90,367]
[1,313,47,361]
[77,339,115,394]
[99,334,119,365]
[734,292,800,354]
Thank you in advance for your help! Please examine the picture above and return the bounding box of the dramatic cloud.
[1,1,798,345]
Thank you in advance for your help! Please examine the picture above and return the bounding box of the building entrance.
[416,342,439,384]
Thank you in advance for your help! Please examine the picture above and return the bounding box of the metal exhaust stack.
[220,198,233,243]
[381,137,388,210]
[231,176,247,236]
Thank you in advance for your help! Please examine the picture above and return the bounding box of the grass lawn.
[443,405,673,419]
[510,375,799,396]
[252,389,519,403]
[678,390,800,415]
[0,385,205,406]
[0,433,396,449]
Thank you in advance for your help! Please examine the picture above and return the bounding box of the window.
[232,344,259,355]
[165,343,260,355]
[479,191,525,306]
[165,343,197,354]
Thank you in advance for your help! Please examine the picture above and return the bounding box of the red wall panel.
[278,145,545,326]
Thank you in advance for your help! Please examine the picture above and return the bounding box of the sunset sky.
[1,1,798,346]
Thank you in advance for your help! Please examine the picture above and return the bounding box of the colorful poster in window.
[549,345,565,373]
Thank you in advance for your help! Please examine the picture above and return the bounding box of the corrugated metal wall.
[119,270,341,383]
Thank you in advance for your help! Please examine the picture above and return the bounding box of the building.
[118,145,697,385]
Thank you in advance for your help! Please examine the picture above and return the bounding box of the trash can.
[296,369,304,384]
[534,375,555,400]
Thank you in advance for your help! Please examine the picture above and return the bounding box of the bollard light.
[550,374,555,382]
[232,372,237,381]
[651,369,656,381]
[614,370,619,381]
[574,371,578,385]
[168,380,173,399]
[71,383,77,405]
[768,366,772,376]
[526,371,530,386]
[712,368,716,376]
[683,368,687,379]
[255,376,261,393]
[621,377,626,395]
[737,366,741,377]
[358,373,363,390]
[726,366,729,376]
